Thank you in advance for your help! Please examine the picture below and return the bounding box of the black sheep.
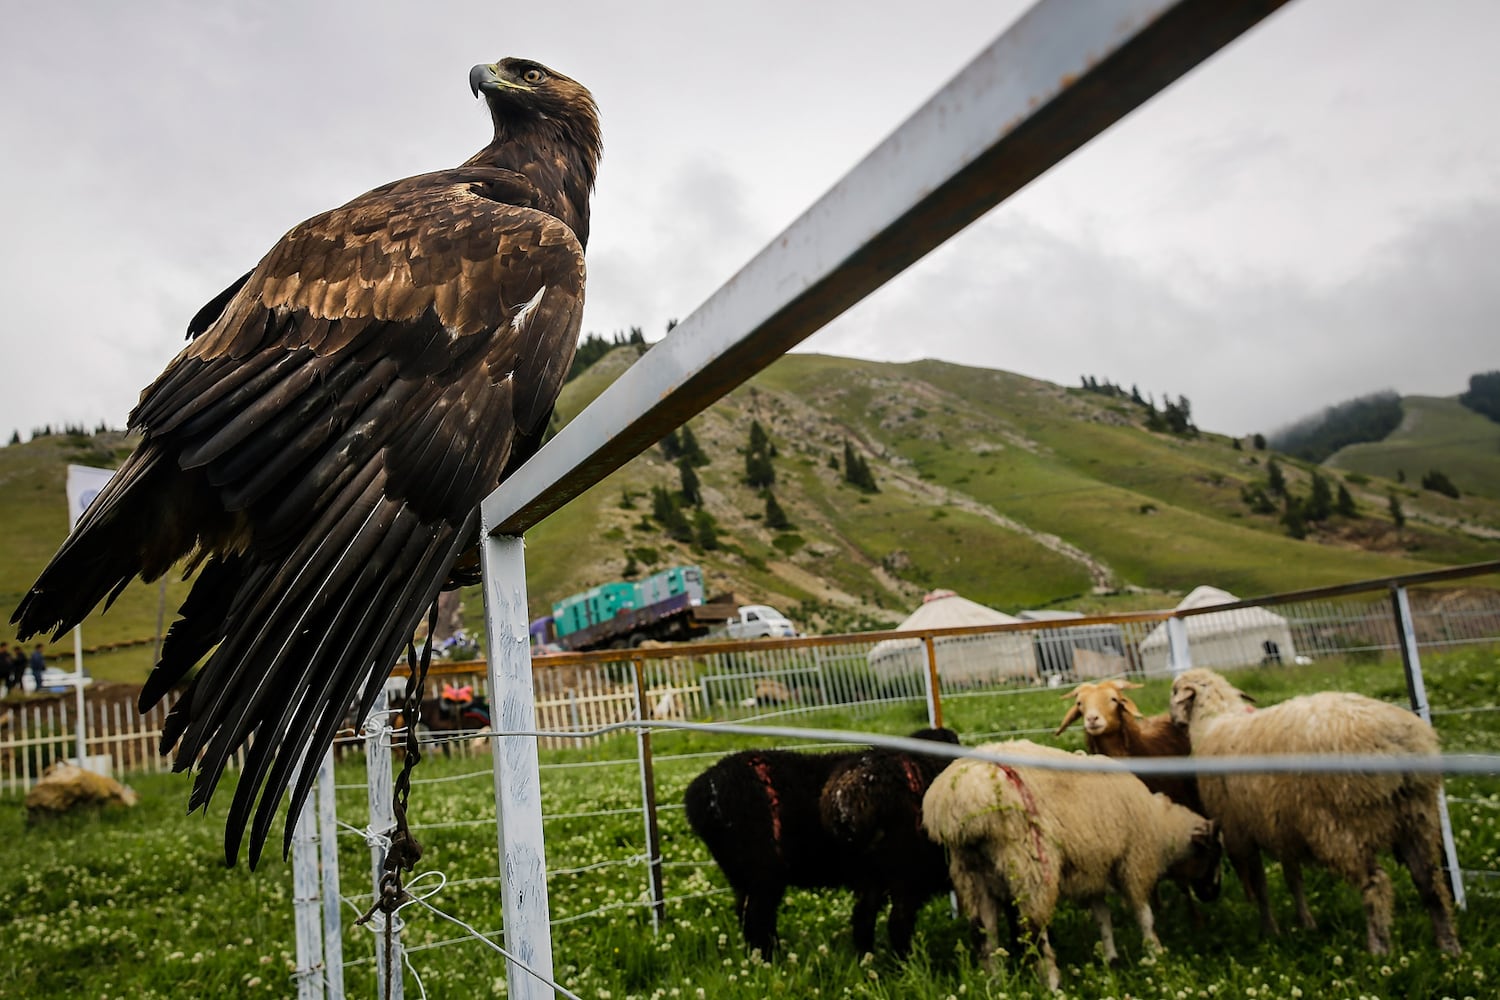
[683,728,958,959]
[820,727,961,956]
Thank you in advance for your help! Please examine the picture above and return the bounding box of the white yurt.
[868,589,1038,687]
[1139,585,1297,674]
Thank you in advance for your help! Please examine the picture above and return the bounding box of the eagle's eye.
[522,68,545,84]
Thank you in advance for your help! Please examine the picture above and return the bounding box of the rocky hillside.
[4,351,1498,675]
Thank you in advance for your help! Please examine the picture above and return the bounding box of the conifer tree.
[1282,495,1307,539]
[842,440,878,493]
[1305,472,1333,522]
[745,450,775,488]
[679,424,709,466]
[744,419,776,487]
[694,509,719,550]
[764,492,791,530]
[651,485,693,542]
[1266,458,1287,497]
[1336,482,1357,517]
[678,459,701,507]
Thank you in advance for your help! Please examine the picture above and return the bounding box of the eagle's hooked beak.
[470,63,520,97]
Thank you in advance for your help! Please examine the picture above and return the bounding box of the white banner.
[65,463,117,530]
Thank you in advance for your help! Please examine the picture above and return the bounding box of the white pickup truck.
[722,604,798,640]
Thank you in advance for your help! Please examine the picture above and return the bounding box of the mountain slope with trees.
[5,351,1498,682]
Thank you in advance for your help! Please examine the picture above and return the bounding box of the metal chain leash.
[356,599,439,1000]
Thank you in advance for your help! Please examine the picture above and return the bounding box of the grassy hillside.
[6,352,1500,685]
[1329,394,1500,502]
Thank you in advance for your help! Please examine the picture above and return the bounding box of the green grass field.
[4,648,1497,999]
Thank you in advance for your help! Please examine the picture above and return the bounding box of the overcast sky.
[2,0,1495,442]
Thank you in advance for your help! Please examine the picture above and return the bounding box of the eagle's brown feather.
[12,57,600,866]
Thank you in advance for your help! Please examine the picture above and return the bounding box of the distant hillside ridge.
[7,350,1500,687]
[1459,371,1500,425]
[1269,390,1403,463]
[1327,394,1500,503]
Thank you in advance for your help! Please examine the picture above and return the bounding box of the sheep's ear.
[1061,683,1091,700]
[1169,683,1196,722]
[1194,818,1221,844]
[1055,701,1084,735]
[1119,694,1144,719]
[1118,680,1144,691]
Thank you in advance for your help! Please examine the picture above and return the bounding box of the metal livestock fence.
[6,563,1497,796]
[270,561,1500,997]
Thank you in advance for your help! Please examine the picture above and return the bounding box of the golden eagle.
[12,58,601,867]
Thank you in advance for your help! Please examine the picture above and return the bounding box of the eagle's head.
[470,57,601,169]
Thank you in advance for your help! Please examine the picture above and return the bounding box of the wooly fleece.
[1169,667,1459,955]
[922,739,1218,989]
[684,729,956,959]
[819,728,960,955]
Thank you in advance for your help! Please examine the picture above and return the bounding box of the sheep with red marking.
[818,727,961,955]
[683,728,956,959]
[922,739,1222,991]
[1056,679,1201,813]
[1169,667,1460,955]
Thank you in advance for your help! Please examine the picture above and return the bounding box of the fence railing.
[6,561,1496,795]
[284,560,1499,998]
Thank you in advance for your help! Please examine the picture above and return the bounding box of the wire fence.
[5,573,1497,797]
[271,565,1500,999]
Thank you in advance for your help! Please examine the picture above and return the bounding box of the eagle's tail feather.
[137,555,246,713]
[10,447,192,643]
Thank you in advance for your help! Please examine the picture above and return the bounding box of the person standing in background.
[29,643,46,692]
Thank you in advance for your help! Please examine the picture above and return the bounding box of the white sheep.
[921,739,1221,991]
[1169,667,1460,955]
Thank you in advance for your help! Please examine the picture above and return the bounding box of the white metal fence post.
[480,532,555,1000]
[317,749,346,1000]
[631,656,666,932]
[364,689,405,999]
[292,762,326,1000]
[1166,616,1192,675]
[921,635,943,729]
[1390,584,1467,910]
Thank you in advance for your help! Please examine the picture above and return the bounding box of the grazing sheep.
[819,727,961,955]
[1057,680,1214,927]
[922,740,1222,991]
[1056,679,1201,813]
[684,729,955,959]
[1169,667,1460,955]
